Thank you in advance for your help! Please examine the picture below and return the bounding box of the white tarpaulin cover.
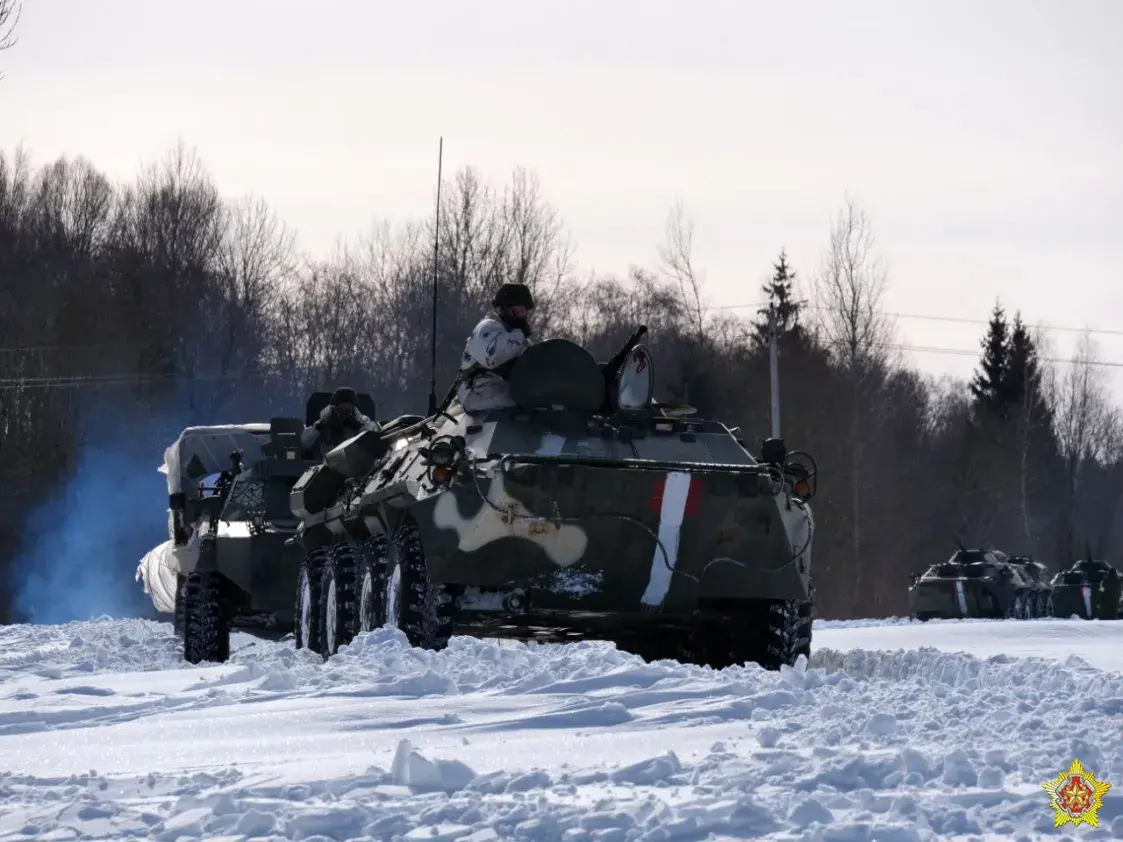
[161,424,272,496]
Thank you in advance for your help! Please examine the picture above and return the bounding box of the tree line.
[1,142,1121,623]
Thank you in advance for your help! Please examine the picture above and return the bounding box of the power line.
[717,301,1123,339]
[880,343,1123,369]
[3,338,1123,393]
[0,341,152,354]
[0,368,291,391]
[0,304,1119,358]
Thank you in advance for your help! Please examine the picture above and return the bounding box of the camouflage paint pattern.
[290,337,816,617]
[908,549,1052,620]
[1048,559,1123,620]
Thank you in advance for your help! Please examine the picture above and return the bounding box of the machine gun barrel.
[603,324,648,381]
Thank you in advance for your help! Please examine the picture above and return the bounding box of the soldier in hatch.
[300,386,379,456]
[455,282,535,412]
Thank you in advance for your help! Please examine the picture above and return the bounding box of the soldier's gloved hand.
[504,315,529,336]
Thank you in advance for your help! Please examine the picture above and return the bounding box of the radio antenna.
[427,137,444,416]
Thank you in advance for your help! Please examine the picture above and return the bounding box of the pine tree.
[752,249,802,347]
[969,300,1010,416]
[1003,312,1047,417]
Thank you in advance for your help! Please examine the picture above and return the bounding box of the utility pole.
[768,305,781,439]
[426,137,444,417]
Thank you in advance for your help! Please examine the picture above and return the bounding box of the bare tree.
[212,195,296,374]
[812,198,897,613]
[813,198,895,369]
[1050,333,1109,479]
[1048,331,1120,557]
[0,146,33,341]
[26,157,115,260]
[0,1,20,80]
[656,198,706,343]
[499,167,576,339]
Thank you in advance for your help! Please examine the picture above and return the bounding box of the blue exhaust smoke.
[11,430,169,624]
[7,376,304,625]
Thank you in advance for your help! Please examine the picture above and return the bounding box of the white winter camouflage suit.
[456,315,532,412]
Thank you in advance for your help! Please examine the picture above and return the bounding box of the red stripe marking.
[647,475,666,514]
[648,474,702,516]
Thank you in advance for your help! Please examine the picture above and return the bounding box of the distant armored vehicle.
[907,547,1052,620]
[155,407,332,663]
[287,326,818,671]
[1048,558,1123,620]
[1005,555,1053,615]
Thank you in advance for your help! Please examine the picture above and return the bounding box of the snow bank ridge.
[810,645,1123,696]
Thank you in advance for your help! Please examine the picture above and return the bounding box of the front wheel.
[320,542,361,658]
[295,548,329,655]
[1005,593,1025,620]
[639,588,815,671]
[1032,591,1048,618]
[383,522,456,651]
[182,570,230,665]
[356,535,389,635]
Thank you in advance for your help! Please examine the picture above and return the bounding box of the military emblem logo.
[1042,758,1111,827]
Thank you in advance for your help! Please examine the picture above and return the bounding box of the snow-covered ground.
[2,617,1122,841]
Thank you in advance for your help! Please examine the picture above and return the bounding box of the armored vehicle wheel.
[672,594,814,671]
[320,542,361,657]
[295,547,329,655]
[754,596,814,670]
[1033,592,1048,618]
[182,571,231,664]
[356,536,389,634]
[383,522,456,651]
[1005,592,1027,620]
[173,574,186,638]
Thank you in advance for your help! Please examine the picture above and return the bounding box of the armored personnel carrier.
[286,326,818,671]
[155,412,324,663]
[1048,558,1123,619]
[1005,555,1053,615]
[907,547,1052,620]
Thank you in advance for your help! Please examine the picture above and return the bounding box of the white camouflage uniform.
[456,315,532,412]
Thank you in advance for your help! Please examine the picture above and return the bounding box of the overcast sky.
[3,0,1122,393]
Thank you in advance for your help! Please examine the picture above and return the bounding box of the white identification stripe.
[640,470,692,607]
[537,434,566,455]
[955,581,967,615]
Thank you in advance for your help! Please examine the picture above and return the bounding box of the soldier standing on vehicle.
[455,282,535,412]
[1098,565,1122,618]
[300,386,379,456]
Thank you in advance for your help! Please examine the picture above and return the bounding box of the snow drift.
[0,617,1120,840]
